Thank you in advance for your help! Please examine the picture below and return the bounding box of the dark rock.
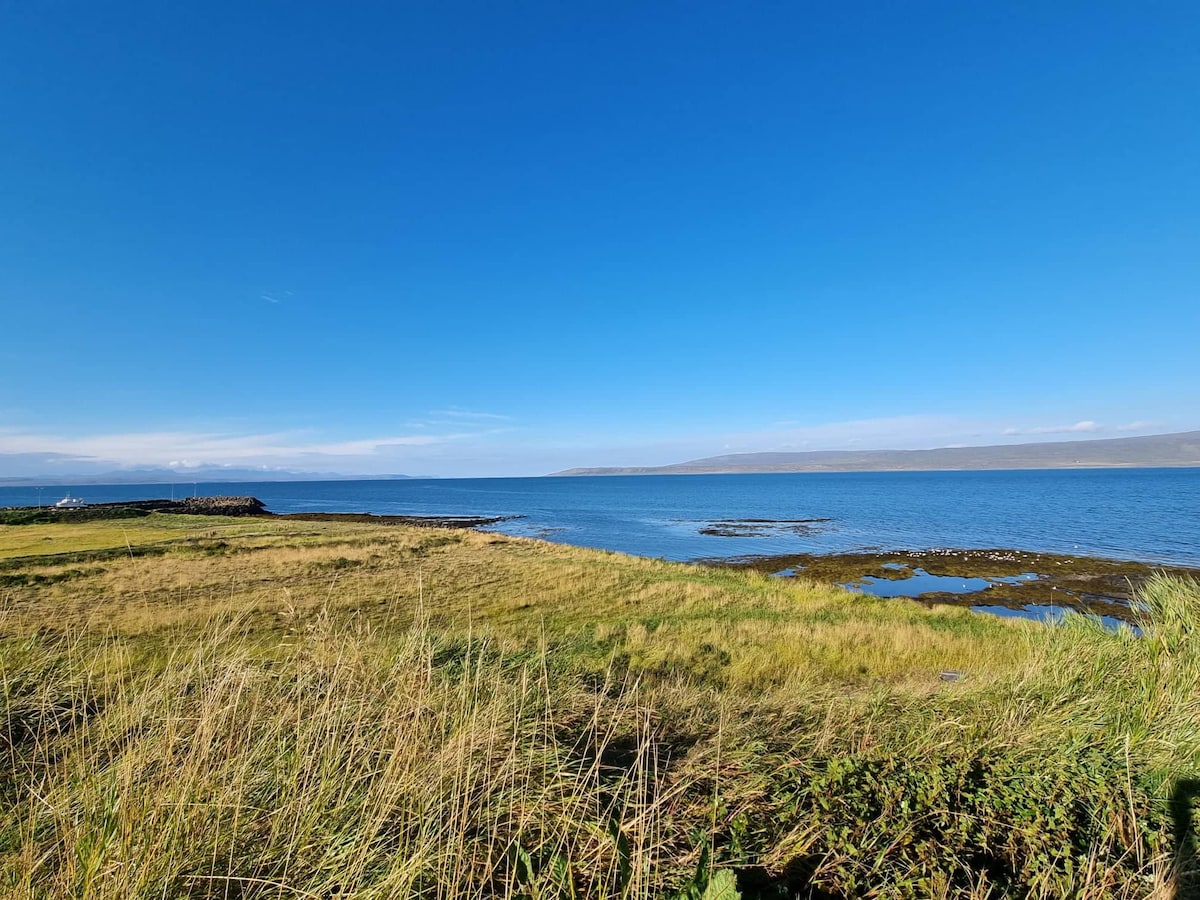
[177,496,268,516]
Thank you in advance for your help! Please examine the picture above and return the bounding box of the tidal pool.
[726,546,1183,627]
[842,568,1040,599]
[971,603,1136,633]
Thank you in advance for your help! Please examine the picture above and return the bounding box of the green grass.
[1,518,1197,897]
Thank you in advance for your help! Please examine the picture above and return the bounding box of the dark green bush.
[736,747,1171,898]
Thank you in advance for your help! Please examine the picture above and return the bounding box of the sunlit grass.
[0,513,343,559]
[1,517,1196,897]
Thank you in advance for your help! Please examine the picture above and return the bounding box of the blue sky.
[2,1,1198,477]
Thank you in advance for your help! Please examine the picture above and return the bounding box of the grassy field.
[1,515,1198,898]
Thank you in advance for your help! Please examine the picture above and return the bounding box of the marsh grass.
[1,518,1197,897]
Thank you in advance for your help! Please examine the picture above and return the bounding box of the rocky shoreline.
[274,511,520,528]
[6,498,1196,621]
[715,546,1200,622]
[0,496,518,529]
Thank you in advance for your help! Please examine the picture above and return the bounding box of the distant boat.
[54,494,88,509]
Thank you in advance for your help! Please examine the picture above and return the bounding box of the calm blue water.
[4,469,1199,567]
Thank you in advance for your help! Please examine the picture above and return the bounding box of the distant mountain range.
[0,462,416,487]
[551,431,1200,476]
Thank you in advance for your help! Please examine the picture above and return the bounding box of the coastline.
[715,546,1200,624]
[0,496,519,530]
[4,495,1196,624]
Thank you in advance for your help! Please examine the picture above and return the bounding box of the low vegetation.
[1,516,1197,898]
[0,506,150,527]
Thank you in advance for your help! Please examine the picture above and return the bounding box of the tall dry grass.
[4,614,688,898]
[1,519,1197,897]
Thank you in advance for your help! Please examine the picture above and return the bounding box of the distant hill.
[551,431,1200,476]
[0,463,416,487]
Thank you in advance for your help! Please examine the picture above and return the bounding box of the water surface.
[3,468,1198,566]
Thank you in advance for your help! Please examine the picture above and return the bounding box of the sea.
[4,468,1199,568]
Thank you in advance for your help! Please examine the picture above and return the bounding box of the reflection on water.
[971,604,1136,633]
[843,568,1040,598]
[835,567,1137,628]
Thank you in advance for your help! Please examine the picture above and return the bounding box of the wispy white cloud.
[430,408,512,421]
[1,412,1178,480]
[301,434,483,455]
[1116,420,1160,432]
[0,427,486,472]
[1002,421,1102,436]
[724,414,983,454]
[533,414,1019,473]
[259,289,293,304]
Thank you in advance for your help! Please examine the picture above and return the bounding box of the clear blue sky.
[2,1,1198,477]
